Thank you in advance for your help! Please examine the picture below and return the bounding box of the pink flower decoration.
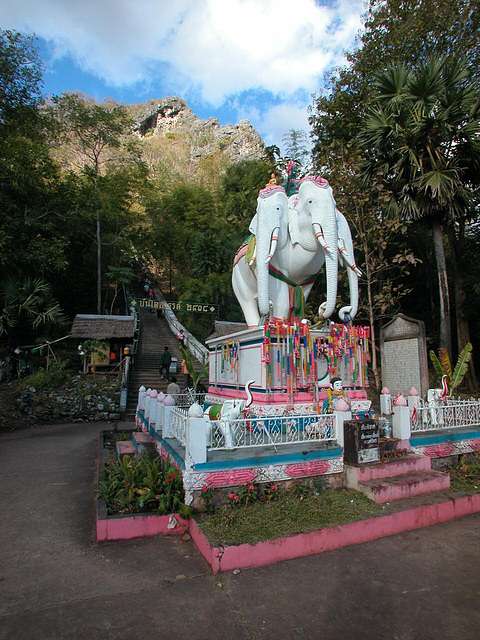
[381,387,390,395]
[408,387,419,396]
[393,394,407,407]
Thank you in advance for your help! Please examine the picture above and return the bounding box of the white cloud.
[3,0,363,99]
[2,0,364,143]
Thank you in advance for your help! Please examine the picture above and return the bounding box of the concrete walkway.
[1,421,479,640]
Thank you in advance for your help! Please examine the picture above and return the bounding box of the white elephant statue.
[204,380,254,449]
[232,176,361,327]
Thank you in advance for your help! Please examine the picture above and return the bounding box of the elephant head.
[295,177,339,320]
[250,185,288,320]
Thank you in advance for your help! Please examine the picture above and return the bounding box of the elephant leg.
[268,277,291,320]
[232,259,260,326]
[219,419,235,449]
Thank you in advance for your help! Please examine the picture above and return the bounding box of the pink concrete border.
[190,494,480,574]
[96,430,188,542]
[96,512,189,542]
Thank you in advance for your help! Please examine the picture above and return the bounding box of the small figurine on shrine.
[322,377,351,414]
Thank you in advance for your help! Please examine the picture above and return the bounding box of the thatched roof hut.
[71,315,135,340]
[207,320,248,341]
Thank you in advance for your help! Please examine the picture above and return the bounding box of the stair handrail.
[153,287,209,365]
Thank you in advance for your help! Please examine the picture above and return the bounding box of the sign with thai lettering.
[129,298,220,318]
[343,419,380,465]
[380,314,428,396]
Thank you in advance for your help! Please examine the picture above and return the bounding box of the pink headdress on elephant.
[299,175,330,188]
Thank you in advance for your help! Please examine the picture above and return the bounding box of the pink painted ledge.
[189,494,480,574]
[97,511,189,542]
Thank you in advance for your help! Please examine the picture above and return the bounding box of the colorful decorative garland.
[262,320,371,398]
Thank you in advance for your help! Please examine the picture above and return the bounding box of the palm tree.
[360,57,480,365]
[0,277,67,337]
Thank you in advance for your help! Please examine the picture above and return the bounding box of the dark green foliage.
[98,454,193,517]
[0,277,67,339]
[450,455,480,493]
[220,159,277,228]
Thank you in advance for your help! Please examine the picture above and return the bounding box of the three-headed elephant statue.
[232,176,361,326]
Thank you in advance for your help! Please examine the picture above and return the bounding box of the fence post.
[392,406,411,442]
[137,386,146,412]
[148,389,158,430]
[380,388,392,417]
[163,405,174,438]
[136,386,146,428]
[153,396,163,434]
[334,410,351,449]
[143,388,152,425]
[186,416,207,465]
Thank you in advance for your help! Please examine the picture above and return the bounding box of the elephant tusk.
[313,223,334,255]
[245,379,255,408]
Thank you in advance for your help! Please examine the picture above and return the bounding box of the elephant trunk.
[311,186,338,319]
[256,225,272,318]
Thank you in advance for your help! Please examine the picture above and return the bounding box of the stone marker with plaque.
[343,419,380,465]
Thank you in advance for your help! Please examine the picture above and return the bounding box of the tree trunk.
[363,239,381,391]
[432,219,452,359]
[446,223,477,391]
[96,209,102,314]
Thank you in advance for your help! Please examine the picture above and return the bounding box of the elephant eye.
[276,207,280,210]
[308,200,313,204]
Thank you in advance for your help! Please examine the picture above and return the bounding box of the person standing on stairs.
[167,376,181,396]
[159,346,172,382]
[177,329,186,348]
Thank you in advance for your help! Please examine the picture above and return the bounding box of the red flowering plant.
[263,483,281,501]
[235,482,259,506]
[289,478,310,500]
[226,492,240,507]
[200,484,215,513]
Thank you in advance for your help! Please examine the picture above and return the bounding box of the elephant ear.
[248,213,257,235]
[288,196,300,246]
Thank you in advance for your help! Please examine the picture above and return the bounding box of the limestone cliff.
[132,96,266,165]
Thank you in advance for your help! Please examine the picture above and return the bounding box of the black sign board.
[343,419,380,465]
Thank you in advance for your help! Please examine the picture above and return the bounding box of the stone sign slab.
[380,314,428,396]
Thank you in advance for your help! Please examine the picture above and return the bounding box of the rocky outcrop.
[133,96,266,164]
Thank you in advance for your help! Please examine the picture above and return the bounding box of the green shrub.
[18,358,71,391]
[98,454,193,518]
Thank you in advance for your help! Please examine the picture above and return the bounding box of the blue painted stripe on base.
[194,446,343,471]
[411,429,480,447]
[147,427,186,469]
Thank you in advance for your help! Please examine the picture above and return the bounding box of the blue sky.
[2,0,366,149]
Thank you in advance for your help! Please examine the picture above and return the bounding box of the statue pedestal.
[205,320,371,417]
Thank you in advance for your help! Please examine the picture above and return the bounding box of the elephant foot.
[339,306,353,323]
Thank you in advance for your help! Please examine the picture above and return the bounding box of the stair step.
[345,455,432,487]
[116,441,137,458]
[132,431,156,454]
[357,470,450,504]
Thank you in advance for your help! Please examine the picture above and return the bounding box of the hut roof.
[206,320,248,341]
[71,314,135,339]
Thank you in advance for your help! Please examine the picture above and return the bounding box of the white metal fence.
[170,391,207,409]
[207,413,337,450]
[411,398,480,433]
[170,407,189,445]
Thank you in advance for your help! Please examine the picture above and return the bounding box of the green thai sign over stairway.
[129,297,220,319]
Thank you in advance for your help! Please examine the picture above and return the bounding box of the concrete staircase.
[125,309,206,419]
[344,454,450,504]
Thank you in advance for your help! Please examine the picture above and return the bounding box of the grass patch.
[450,455,480,493]
[198,488,381,546]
